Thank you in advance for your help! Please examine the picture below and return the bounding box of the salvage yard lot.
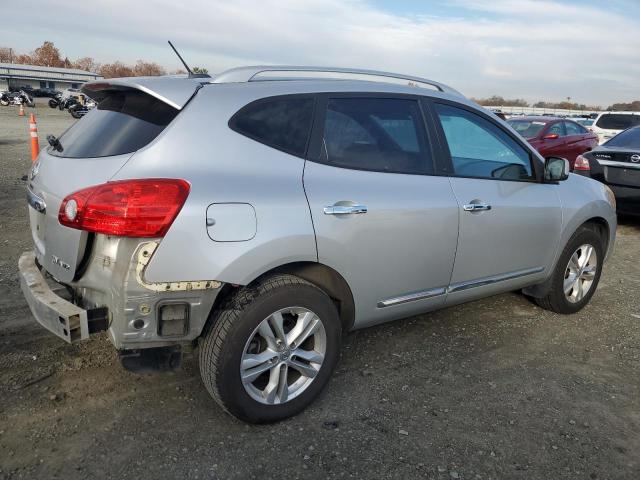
[1,106,639,480]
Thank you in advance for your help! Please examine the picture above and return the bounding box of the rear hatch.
[27,76,201,282]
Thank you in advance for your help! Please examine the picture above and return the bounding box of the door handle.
[323,204,368,215]
[462,203,492,212]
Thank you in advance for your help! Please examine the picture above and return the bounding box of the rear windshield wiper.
[47,134,63,152]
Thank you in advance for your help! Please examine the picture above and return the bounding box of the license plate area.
[605,166,640,188]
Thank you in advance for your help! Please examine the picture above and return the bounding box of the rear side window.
[565,121,586,135]
[230,96,314,157]
[50,90,178,158]
[322,97,432,175]
[596,114,640,130]
[435,103,533,181]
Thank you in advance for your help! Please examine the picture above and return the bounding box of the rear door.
[303,94,459,327]
[564,121,591,165]
[540,121,567,158]
[428,101,562,304]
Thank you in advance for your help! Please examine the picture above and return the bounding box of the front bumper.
[19,251,90,343]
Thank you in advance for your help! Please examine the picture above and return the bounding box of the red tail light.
[574,155,590,171]
[58,179,190,237]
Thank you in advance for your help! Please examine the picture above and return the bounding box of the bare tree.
[99,61,135,78]
[0,47,13,63]
[31,41,64,67]
[72,57,98,72]
[133,60,166,76]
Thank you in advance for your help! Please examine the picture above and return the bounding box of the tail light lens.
[58,179,190,237]
[574,155,590,171]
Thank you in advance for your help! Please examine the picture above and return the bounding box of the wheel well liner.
[205,262,356,334]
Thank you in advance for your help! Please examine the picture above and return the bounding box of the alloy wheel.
[564,243,598,303]
[240,307,326,405]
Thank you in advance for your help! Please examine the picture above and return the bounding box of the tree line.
[0,41,204,78]
[0,42,634,110]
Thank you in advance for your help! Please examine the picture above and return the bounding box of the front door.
[430,102,562,304]
[303,95,459,328]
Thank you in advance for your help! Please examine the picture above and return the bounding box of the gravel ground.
[1,105,639,480]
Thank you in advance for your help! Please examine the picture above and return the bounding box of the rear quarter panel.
[110,84,318,285]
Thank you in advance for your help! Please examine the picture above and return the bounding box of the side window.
[565,121,585,135]
[230,96,314,157]
[547,122,566,136]
[434,103,534,181]
[322,98,432,174]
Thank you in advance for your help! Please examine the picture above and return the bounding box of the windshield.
[603,127,640,149]
[595,113,640,130]
[507,120,547,139]
[49,90,178,158]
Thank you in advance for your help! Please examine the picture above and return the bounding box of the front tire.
[535,225,604,314]
[199,275,341,423]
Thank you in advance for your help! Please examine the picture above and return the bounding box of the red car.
[507,117,598,170]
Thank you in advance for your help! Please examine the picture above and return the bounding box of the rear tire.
[199,274,341,423]
[535,225,604,314]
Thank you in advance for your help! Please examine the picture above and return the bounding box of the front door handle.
[323,204,368,215]
[462,203,492,212]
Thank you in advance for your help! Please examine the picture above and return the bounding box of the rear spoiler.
[82,76,205,110]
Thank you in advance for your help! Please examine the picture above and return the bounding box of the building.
[0,62,102,92]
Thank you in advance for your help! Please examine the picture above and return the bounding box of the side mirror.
[545,157,570,182]
[543,133,559,140]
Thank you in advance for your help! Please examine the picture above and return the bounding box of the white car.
[591,111,640,144]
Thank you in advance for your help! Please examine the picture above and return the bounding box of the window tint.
[435,104,533,181]
[565,121,585,135]
[50,90,178,158]
[547,122,566,136]
[603,126,640,148]
[231,96,314,156]
[596,114,640,130]
[322,98,432,174]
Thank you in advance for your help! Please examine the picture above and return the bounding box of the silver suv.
[19,66,617,423]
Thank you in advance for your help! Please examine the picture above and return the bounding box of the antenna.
[167,40,209,78]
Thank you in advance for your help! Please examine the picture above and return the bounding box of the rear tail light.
[574,155,590,171]
[58,179,190,237]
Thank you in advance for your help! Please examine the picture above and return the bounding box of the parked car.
[573,125,640,216]
[574,118,594,129]
[507,116,598,169]
[19,67,616,423]
[591,111,640,144]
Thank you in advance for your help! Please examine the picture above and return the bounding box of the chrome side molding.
[447,266,544,294]
[377,266,544,308]
[377,287,446,308]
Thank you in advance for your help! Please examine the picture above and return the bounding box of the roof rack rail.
[210,66,461,96]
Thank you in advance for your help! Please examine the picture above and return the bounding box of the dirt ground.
[1,105,639,480]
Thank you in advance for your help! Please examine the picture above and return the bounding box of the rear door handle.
[323,204,368,215]
[462,203,492,212]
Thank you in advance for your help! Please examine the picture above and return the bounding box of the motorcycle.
[1,90,34,107]
[68,97,96,119]
[48,93,62,108]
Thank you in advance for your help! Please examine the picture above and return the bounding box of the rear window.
[507,120,547,139]
[229,95,315,157]
[595,113,640,130]
[50,90,178,158]
[603,127,640,148]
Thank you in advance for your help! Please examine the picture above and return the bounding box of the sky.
[2,0,639,106]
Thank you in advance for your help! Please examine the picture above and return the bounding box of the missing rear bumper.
[18,251,109,343]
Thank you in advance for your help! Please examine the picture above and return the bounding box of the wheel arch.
[523,216,611,299]
[203,261,356,335]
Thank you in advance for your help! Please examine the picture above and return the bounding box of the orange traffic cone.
[19,103,25,116]
[29,114,40,162]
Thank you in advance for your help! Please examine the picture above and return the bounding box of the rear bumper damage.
[19,235,223,350]
[18,251,108,343]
